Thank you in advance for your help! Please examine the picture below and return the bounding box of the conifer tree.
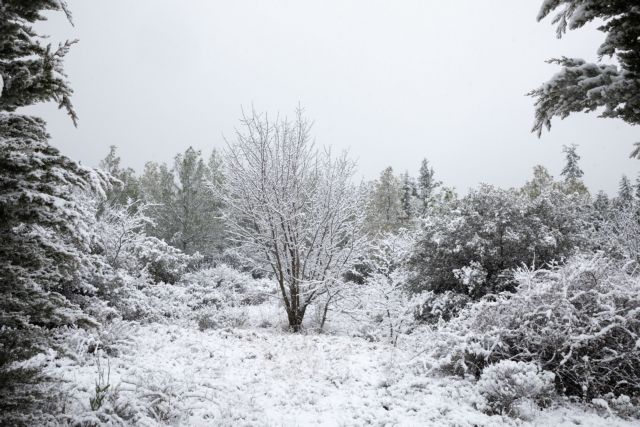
[0,2,107,422]
[140,147,225,255]
[617,175,634,207]
[99,145,140,205]
[399,171,417,225]
[560,144,588,194]
[417,158,438,213]
[522,165,556,199]
[530,1,640,157]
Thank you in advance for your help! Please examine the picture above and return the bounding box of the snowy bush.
[476,360,554,417]
[408,183,589,299]
[132,236,201,284]
[337,231,418,343]
[430,253,640,401]
[413,291,471,323]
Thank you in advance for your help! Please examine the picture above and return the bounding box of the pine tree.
[560,144,587,195]
[0,1,78,125]
[140,147,224,255]
[399,171,417,225]
[0,2,107,422]
[522,165,556,199]
[530,1,640,158]
[617,175,634,207]
[99,145,140,205]
[417,158,439,214]
[593,191,610,214]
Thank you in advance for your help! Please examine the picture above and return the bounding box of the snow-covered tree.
[0,0,77,125]
[99,145,140,205]
[617,174,634,207]
[140,147,225,255]
[417,158,439,214]
[521,165,557,199]
[560,144,587,194]
[218,107,366,331]
[0,2,110,422]
[366,166,403,233]
[399,171,418,225]
[529,1,640,157]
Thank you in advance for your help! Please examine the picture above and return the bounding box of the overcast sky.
[29,0,638,195]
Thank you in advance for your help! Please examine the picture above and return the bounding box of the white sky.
[29,0,639,195]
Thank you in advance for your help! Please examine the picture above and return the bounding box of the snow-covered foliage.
[531,1,640,157]
[425,254,640,401]
[218,107,367,331]
[593,205,640,263]
[337,231,417,343]
[476,360,555,418]
[0,114,111,424]
[0,1,78,124]
[139,146,226,255]
[409,182,590,300]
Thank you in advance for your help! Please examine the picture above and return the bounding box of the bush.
[414,291,471,323]
[476,360,554,417]
[430,254,640,401]
[408,184,589,299]
[132,236,201,284]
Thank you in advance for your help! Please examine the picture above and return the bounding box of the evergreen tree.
[399,171,417,225]
[0,2,107,422]
[617,175,634,207]
[0,1,78,124]
[99,145,140,205]
[366,167,402,233]
[140,147,224,255]
[417,158,438,213]
[560,144,588,194]
[522,165,556,199]
[529,1,640,158]
[593,191,610,215]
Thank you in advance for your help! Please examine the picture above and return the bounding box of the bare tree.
[218,107,366,331]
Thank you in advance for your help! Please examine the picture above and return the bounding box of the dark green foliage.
[530,1,640,156]
[408,181,589,299]
[0,114,104,422]
[0,0,77,124]
[0,1,104,422]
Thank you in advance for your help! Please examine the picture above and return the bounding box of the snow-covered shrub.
[197,308,247,331]
[337,231,417,343]
[105,265,274,326]
[408,183,589,299]
[593,205,640,263]
[431,254,640,401]
[132,236,200,284]
[592,394,640,420]
[121,370,188,424]
[413,291,471,323]
[476,360,554,417]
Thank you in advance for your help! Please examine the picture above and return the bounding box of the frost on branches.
[217,108,366,331]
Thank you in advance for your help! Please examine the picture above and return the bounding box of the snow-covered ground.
[46,315,636,426]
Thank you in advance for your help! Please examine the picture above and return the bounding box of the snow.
[44,308,637,426]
